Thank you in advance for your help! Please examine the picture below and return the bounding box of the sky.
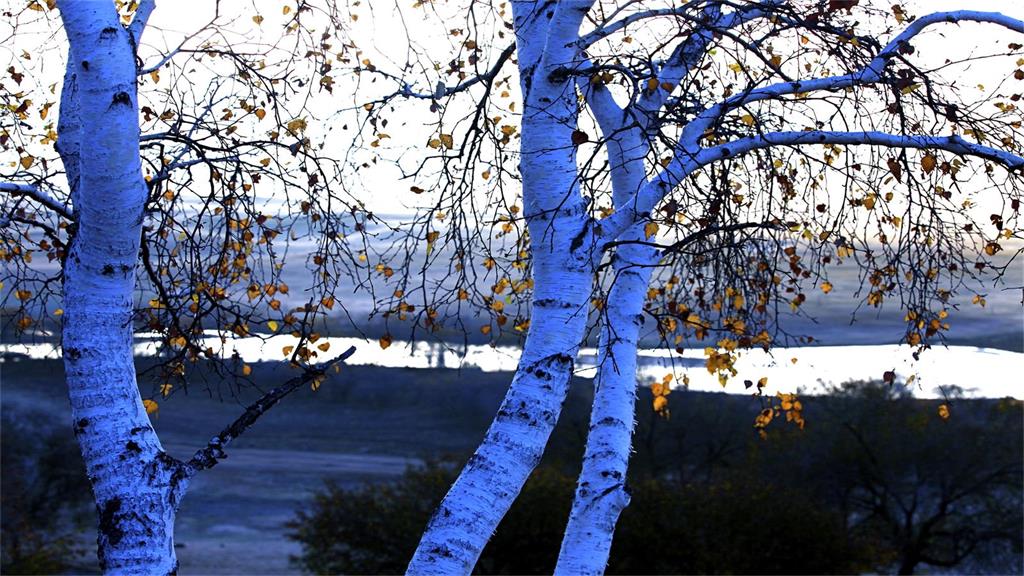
[3,0,1022,337]
[5,0,1023,217]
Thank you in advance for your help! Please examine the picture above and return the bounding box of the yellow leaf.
[252,14,264,24]
[740,114,755,126]
[52,308,63,316]
[267,320,279,331]
[282,345,295,356]
[900,83,921,95]
[937,403,950,420]
[20,154,34,169]
[318,342,330,352]
[143,399,159,416]
[439,133,454,149]
[379,335,392,349]
[149,70,160,84]
[821,281,833,294]
[254,108,266,120]
[242,364,252,376]
[653,395,669,413]
[644,221,659,239]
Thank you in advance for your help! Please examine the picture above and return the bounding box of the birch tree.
[343,1,1023,573]
[1,1,361,572]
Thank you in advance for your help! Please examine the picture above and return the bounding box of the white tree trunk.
[406,2,597,573]
[556,120,657,573]
[555,239,654,575]
[556,12,726,568]
[58,2,186,573]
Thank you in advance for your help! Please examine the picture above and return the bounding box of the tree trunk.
[406,2,596,573]
[555,234,655,575]
[57,2,187,573]
[556,117,657,573]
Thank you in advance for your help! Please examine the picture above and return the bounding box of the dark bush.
[287,461,575,575]
[288,463,876,574]
[1,410,92,574]
[610,478,877,575]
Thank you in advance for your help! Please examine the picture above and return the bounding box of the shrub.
[288,463,875,574]
[1,411,92,574]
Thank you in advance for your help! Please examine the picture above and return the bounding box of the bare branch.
[0,182,73,220]
[127,0,156,47]
[598,10,1024,244]
[697,131,1024,172]
[183,345,357,476]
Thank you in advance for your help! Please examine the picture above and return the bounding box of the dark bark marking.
[534,298,575,309]
[569,220,591,253]
[125,440,141,453]
[102,263,115,276]
[111,91,132,107]
[547,66,572,85]
[66,347,82,361]
[74,417,89,432]
[98,496,124,547]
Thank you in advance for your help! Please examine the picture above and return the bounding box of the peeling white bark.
[57,2,185,574]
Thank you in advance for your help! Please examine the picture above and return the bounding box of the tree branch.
[0,182,73,220]
[127,0,156,47]
[698,130,1024,172]
[681,11,1024,147]
[596,10,1024,244]
[390,43,515,100]
[183,346,356,476]
[603,220,786,256]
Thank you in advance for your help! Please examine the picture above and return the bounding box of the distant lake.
[3,332,1021,400]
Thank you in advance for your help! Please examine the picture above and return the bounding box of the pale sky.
[3,0,1023,220]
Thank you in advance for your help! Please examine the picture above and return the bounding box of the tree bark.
[406,2,597,573]
[57,2,186,573]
